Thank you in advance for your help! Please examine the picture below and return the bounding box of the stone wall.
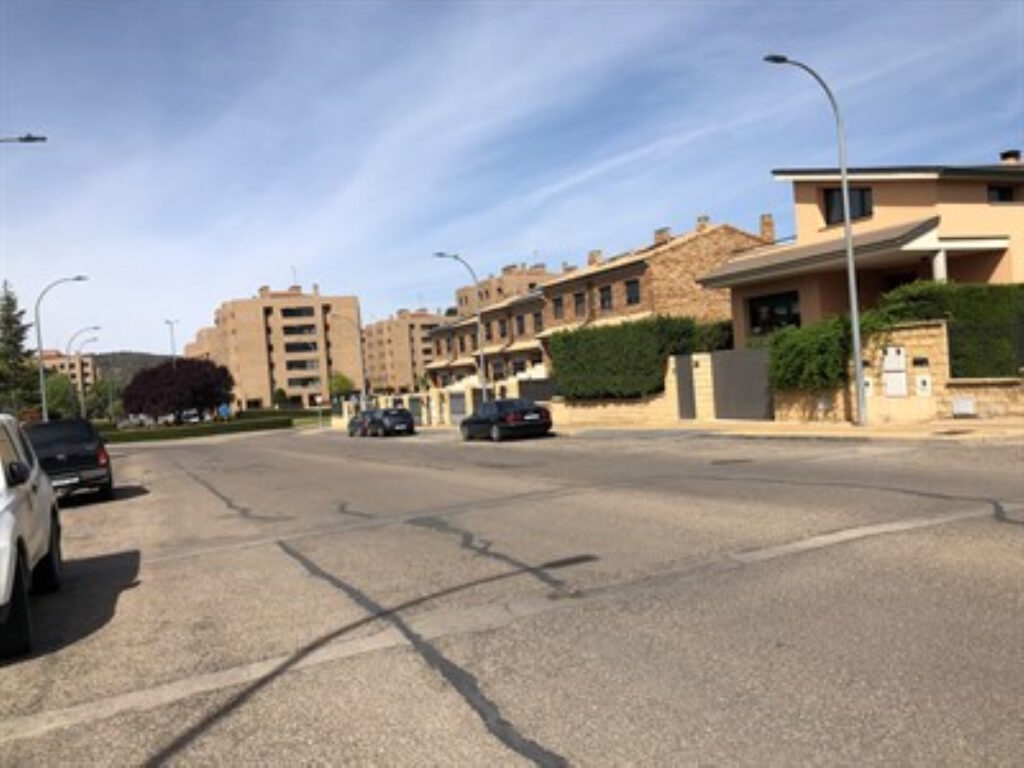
[941,379,1024,418]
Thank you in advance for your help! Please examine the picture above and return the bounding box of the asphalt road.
[1,428,1022,765]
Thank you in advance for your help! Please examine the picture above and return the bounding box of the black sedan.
[460,399,552,442]
[366,408,416,437]
[25,418,114,500]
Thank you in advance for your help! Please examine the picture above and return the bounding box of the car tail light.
[539,407,550,420]
[97,446,109,467]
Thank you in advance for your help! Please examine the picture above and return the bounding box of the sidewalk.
[561,417,1024,442]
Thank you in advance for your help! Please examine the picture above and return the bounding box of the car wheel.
[490,424,502,443]
[31,510,62,594]
[460,424,471,442]
[0,552,33,659]
[99,479,115,501]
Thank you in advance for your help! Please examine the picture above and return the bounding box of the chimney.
[312,282,320,296]
[1000,149,1021,165]
[654,227,672,245]
[759,213,776,243]
[562,261,577,273]
[695,215,711,233]
[258,285,270,297]
[587,249,603,266]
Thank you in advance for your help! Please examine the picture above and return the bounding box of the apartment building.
[185,284,363,409]
[700,149,1024,346]
[454,262,554,317]
[39,350,100,394]
[362,308,444,393]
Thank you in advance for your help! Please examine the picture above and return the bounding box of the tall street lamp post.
[66,325,101,414]
[165,319,179,368]
[75,336,99,418]
[433,251,488,403]
[34,275,88,422]
[764,54,867,426]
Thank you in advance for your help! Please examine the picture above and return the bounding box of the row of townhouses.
[185,148,1022,414]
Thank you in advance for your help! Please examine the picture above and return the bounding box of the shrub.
[549,316,729,400]
[768,316,851,393]
[875,282,1024,377]
[104,416,293,443]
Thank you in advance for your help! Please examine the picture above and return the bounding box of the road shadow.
[146,550,595,765]
[12,550,141,663]
[59,484,150,508]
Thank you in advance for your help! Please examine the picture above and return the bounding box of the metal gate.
[407,396,423,425]
[710,349,772,420]
[449,392,467,420]
[675,354,696,419]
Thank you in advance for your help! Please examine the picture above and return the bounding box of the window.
[281,306,315,318]
[533,311,543,333]
[446,338,453,353]
[286,359,319,371]
[287,377,321,388]
[285,341,318,353]
[823,187,872,225]
[748,291,801,337]
[282,324,317,336]
[498,319,508,338]
[988,185,1016,203]
[485,322,493,342]
[625,279,641,306]
[458,335,466,353]
[552,297,564,319]
[599,286,613,311]
[574,292,586,318]
[515,315,525,336]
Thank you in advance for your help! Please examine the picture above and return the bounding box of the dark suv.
[25,419,114,500]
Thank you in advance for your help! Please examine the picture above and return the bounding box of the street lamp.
[165,319,179,368]
[66,325,101,414]
[764,54,867,426]
[75,336,99,418]
[35,275,88,421]
[434,251,488,403]
[0,134,47,144]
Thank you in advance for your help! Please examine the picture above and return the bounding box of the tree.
[0,281,39,413]
[122,358,234,418]
[329,372,355,397]
[273,388,289,408]
[86,378,123,421]
[44,373,78,419]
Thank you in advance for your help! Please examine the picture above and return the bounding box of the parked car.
[24,419,114,501]
[366,408,416,437]
[347,411,372,437]
[0,414,62,659]
[181,409,201,424]
[460,399,552,442]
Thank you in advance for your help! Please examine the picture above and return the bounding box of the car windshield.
[496,399,536,413]
[25,420,96,449]
[384,409,409,417]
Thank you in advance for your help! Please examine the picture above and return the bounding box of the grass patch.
[103,416,293,443]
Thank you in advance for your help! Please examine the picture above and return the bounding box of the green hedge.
[874,282,1024,377]
[549,316,730,400]
[104,416,293,443]
[237,407,321,420]
[767,282,1024,391]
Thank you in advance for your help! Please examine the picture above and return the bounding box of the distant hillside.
[95,351,171,383]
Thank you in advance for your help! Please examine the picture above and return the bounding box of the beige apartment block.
[454,262,554,317]
[362,309,444,393]
[701,149,1024,347]
[185,284,363,410]
[39,350,100,394]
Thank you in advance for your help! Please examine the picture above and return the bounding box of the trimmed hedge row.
[103,416,293,443]
[549,316,731,400]
[767,282,1024,391]
[237,407,321,420]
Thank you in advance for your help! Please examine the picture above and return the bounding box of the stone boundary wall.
[545,357,681,428]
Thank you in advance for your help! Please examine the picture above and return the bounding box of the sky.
[1,1,1021,354]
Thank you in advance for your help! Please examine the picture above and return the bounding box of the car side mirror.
[6,460,31,488]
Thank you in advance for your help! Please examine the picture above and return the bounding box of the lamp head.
[433,251,452,260]
[764,54,789,64]
[73,274,88,282]
[19,134,47,143]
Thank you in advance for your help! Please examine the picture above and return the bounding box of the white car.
[0,414,62,659]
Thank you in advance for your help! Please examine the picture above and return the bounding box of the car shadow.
[12,550,141,663]
[60,484,150,508]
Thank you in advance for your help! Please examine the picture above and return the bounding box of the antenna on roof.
[290,265,298,286]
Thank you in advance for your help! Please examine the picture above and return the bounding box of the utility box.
[915,374,933,397]
[882,346,908,398]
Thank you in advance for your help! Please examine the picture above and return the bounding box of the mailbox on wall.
[882,346,908,398]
